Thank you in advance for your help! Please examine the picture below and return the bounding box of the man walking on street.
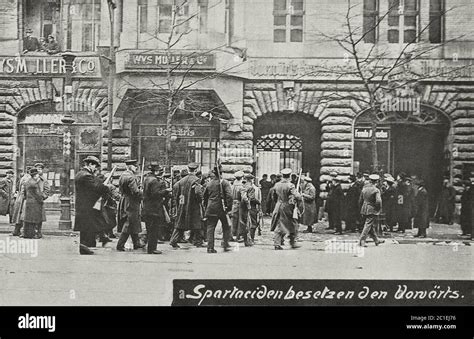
[170,163,204,249]
[230,171,244,241]
[344,175,361,233]
[203,164,233,253]
[271,168,302,250]
[74,156,109,255]
[0,170,14,224]
[359,174,384,247]
[117,159,144,251]
[142,162,171,254]
[34,163,50,239]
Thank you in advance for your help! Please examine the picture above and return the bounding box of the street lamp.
[59,50,76,230]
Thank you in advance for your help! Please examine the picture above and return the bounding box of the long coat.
[23,178,44,224]
[101,183,120,231]
[359,183,382,216]
[142,173,170,222]
[438,184,456,220]
[326,183,343,216]
[37,175,50,222]
[414,186,429,230]
[345,182,362,224]
[259,179,272,213]
[73,167,109,233]
[382,185,397,227]
[203,178,233,217]
[174,174,203,230]
[12,174,30,224]
[0,177,13,216]
[270,179,301,234]
[117,170,143,234]
[396,182,413,224]
[301,182,317,226]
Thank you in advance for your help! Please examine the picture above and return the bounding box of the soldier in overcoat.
[0,170,14,223]
[359,174,384,247]
[301,176,317,233]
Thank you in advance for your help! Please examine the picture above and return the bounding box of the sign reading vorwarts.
[126,53,216,70]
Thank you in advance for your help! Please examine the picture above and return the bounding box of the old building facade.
[0,0,473,212]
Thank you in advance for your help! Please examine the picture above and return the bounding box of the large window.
[159,0,189,34]
[138,0,148,33]
[388,0,419,44]
[363,0,379,43]
[68,0,101,52]
[273,0,304,43]
[198,0,209,33]
[429,0,444,43]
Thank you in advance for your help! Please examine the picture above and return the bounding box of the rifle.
[215,160,232,226]
[140,157,145,188]
[292,169,303,220]
[93,166,117,210]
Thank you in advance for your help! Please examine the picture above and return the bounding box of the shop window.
[388,0,419,44]
[429,0,444,43]
[273,0,304,43]
[138,0,148,33]
[363,0,378,43]
[159,0,189,34]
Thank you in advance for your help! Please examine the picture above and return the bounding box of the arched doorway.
[353,105,451,214]
[253,112,321,180]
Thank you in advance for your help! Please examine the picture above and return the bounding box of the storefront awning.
[115,89,233,120]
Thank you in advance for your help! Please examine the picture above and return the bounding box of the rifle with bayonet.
[93,166,117,211]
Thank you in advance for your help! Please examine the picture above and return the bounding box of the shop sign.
[126,53,215,70]
[354,128,389,140]
[0,56,98,75]
[140,124,217,138]
[26,125,63,135]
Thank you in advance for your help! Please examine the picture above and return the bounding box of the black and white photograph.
[0,0,472,335]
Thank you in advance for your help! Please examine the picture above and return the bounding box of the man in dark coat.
[460,180,472,236]
[237,173,259,246]
[33,163,50,239]
[117,159,144,251]
[23,168,43,239]
[395,175,413,233]
[271,168,302,250]
[382,176,397,231]
[301,176,317,233]
[74,156,109,255]
[142,162,171,254]
[170,163,204,249]
[23,28,41,53]
[0,170,14,223]
[230,170,244,240]
[436,178,456,225]
[414,180,430,238]
[345,175,361,233]
[259,174,272,215]
[326,173,344,234]
[203,164,233,253]
[359,174,384,247]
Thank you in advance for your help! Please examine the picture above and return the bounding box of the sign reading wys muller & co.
[125,52,216,70]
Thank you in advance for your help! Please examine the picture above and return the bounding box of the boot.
[36,223,43,239]
[12,224,22,237]
[79,244,94,255]
[244,234,253,247]
[302,226,312,233]
[359,239,367,247]
[289,235,300,249]
[131,234,145,249]
[250,228,256,241]
[116,232,129,251]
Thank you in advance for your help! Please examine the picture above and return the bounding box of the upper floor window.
[388,0,419,44]
[159,0,189,34]
[198,0,209,33]
[138,0,148,34]
[429,0,444,43]
[273,0,304,43]
[363,0,379,43]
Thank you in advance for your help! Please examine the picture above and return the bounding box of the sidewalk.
[0,213,471,244]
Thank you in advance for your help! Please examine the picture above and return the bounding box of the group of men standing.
[1,163,50,239]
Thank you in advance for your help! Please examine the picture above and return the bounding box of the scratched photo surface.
[0,0,472,308]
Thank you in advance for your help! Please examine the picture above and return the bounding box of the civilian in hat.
[230,170,245,241]
[33,162,50,239]
[74,156,109,254]
[203,164,233,253]
[97,170,120,240]
[23,168,43,239]
[435,178,456,225]
[259,174,272,215]
[117,159,145,251]
[359,174,384,247]
[266,173,281,217]
[11,167,32,236]
[271,168,301,249]
[142,162,171,254]
[413,179,430,238]
[170,162,204,248]
[0,170,15,223]
[301,176,317,233]
[23,28,41,53]
[395,176,413,233]
[345,174,361,233]
[325,175,344,234]
[44,35,60,55]
[382,176,397,231]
